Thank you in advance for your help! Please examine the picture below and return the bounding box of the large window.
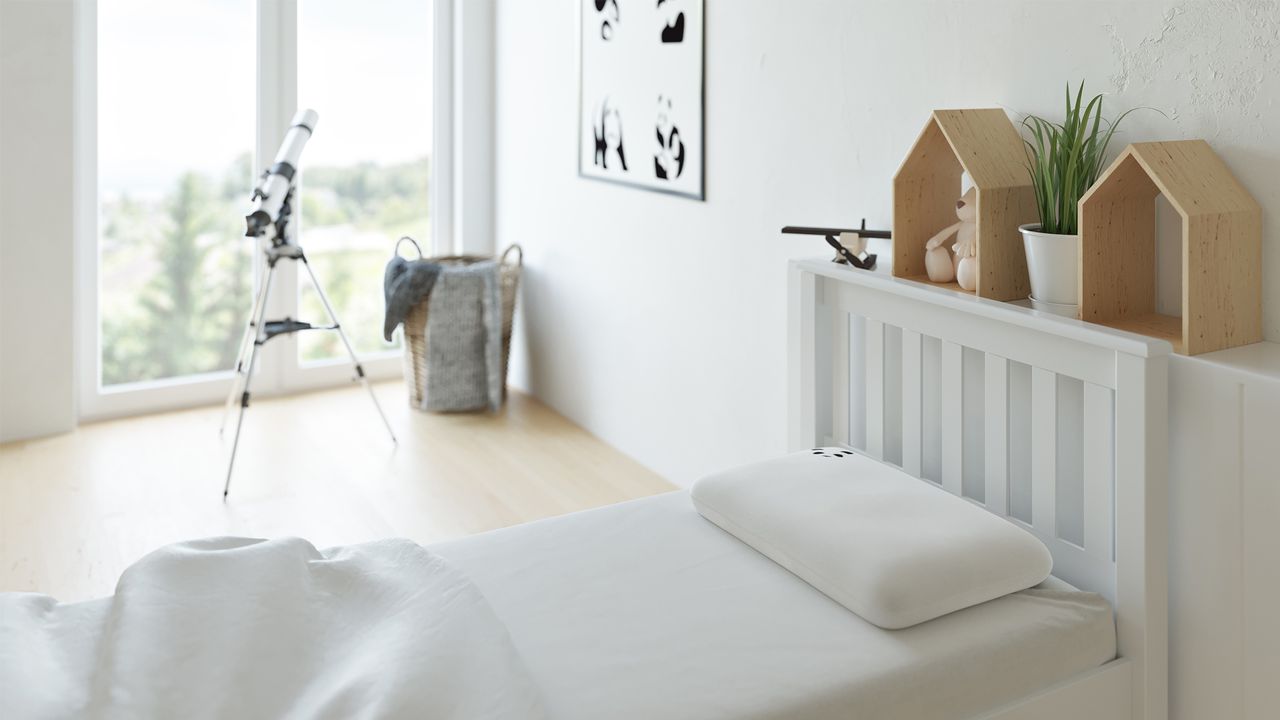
[82,0,447,418]
[97,0,255,387]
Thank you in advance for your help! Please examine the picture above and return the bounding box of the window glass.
[97,0,255,386]
[296,0,433,361]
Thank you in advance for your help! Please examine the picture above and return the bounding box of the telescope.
[245,108,319,242]
[221,107,396,500]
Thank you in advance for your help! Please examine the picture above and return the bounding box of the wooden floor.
[0,383,673,602]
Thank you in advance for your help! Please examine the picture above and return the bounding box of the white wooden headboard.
[788,259,1170,720]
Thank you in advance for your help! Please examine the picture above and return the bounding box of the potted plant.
[1020,83,1137,310]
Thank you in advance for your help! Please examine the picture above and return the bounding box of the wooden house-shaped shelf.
[893,109,1038,300]
[1079,140,1261,355]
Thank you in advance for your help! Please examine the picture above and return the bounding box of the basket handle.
[396,236,424,260]
[500,243,523,268]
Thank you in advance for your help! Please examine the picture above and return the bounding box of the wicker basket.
[397,237,523,409]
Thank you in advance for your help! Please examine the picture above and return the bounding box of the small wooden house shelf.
[1078,140,1261,355]
[893,109,1038,300]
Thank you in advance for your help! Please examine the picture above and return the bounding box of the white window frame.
[75,0,454,421]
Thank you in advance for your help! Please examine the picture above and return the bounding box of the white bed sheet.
[432,491,1116,720]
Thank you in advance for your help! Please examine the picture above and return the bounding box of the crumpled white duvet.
[0,537,547,720]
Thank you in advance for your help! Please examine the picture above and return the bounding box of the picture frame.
[577,0,705,201]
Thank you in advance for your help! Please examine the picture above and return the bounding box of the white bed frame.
[788,259,1169,720]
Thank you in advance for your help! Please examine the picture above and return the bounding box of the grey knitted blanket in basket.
[383,255,441,343]
[423,261,504,412]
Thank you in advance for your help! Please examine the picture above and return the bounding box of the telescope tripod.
[219,241,397,499]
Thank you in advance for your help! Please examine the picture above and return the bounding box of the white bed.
[3,258,1171,720]
[434,489,1116,720]
[435,260,1171,720]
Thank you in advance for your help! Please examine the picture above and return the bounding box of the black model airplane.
[781,220,890,270]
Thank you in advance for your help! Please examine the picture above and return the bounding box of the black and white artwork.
[579,0,704,200]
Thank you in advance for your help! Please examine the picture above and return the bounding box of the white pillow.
[691,448,1052,629]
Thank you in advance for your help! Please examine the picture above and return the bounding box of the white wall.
[495,0,1280,485]
[0,0,76,443]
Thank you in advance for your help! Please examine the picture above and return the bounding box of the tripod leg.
[223,263,276,500]
[300,256,398,445]
[218,325,252,436]
[220,267,273,435]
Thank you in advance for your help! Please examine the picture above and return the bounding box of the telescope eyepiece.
[245,210,272,238]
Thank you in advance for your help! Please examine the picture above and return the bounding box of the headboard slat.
[940,341,965,495]
[1083,382,1116,561]
[832,306,851,448]
[864,319,886,458]
[901,329,924,477]
[1031,367,1059,538]
[983,353,1010,515]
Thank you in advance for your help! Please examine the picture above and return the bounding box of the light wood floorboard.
[0,382,674,602]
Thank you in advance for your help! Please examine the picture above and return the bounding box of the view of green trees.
[296,158,429,361]
[100,153,429,386]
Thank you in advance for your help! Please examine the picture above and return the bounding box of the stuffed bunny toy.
[924,187,978,291]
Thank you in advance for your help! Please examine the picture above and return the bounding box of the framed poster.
[578,0,704,200]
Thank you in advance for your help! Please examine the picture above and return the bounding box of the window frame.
[75,0,453,421]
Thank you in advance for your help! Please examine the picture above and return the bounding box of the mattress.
[431,491,1116,720]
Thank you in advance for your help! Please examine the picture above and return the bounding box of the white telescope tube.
[245,109,319,238]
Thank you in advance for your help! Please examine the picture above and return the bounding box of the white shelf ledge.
[1173,341,1280,386]
[793,258,1174,359]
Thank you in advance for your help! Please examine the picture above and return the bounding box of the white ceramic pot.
[1020,223,1079,306]
[1027,295,1079,318]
